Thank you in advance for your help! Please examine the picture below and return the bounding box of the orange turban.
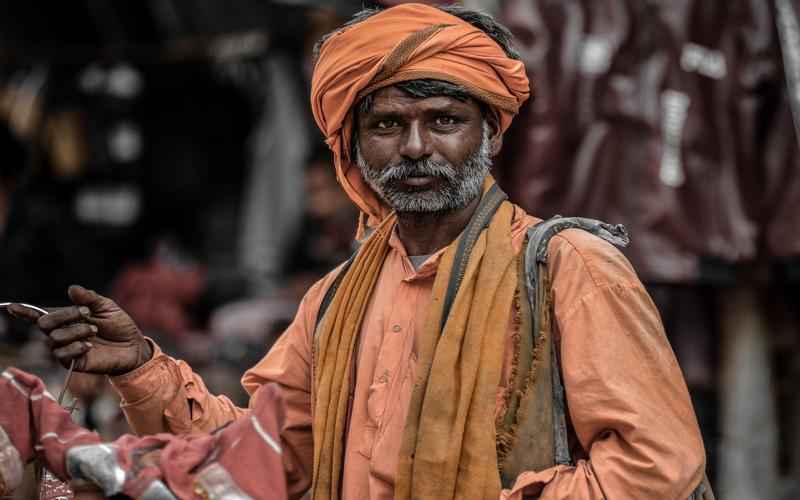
[310,3,530,232]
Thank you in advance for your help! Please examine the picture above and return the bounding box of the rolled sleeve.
[108,338,166,406]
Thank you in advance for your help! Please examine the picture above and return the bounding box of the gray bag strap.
[523,216,630,466]
[314,254,356,331]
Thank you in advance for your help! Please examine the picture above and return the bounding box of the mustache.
[374,158,457,184]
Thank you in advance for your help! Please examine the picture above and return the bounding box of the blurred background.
[0,1,797,499]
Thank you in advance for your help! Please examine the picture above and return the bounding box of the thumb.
[67,285,110,310]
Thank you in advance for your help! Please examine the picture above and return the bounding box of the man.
[10,4,707,499]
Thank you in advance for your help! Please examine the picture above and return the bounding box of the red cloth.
[0,367,288,499]
[0,368,100,481]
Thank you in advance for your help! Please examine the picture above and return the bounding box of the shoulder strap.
[524,216,630,274]
[439,183,507,332]
[314,254,357,331]
[523,216,630,466]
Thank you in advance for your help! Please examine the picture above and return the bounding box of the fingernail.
[84,342,93,349]
[79,306,91,318]
[89,325,98,333]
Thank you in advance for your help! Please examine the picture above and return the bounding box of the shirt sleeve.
[501,229,706,500]
[108,339,245,436]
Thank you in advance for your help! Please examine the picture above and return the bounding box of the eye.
[434,116,458,127]
[376,119,399,129]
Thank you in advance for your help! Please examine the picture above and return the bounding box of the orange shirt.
[110,205,705,500]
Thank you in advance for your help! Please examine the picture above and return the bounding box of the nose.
[398,122,432,160]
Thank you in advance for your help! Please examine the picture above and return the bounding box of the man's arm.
[107,341,246,435]
[503,229,705,500]
[6,284,247,436]
[111,271,336,499]
[9,270,336,498]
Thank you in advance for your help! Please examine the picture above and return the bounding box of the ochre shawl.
[312,184,517,500]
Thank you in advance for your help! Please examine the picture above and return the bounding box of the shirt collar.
[387,226,449,282]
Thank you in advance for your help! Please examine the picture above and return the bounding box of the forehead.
[364,86,482,115]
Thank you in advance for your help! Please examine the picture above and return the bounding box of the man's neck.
[395,195,481,256]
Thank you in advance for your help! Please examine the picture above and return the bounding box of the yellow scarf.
[312,183,517,500]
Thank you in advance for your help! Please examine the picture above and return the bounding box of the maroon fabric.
[764,0,800,259]
[213,387,287,497]
[0,368,288,499]
[763,93,800,259]
[0,368,101,480]
[496,0,778,283]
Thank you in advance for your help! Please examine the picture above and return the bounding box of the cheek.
[358,135,396,168]
[435,133,480,165]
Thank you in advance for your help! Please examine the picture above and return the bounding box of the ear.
[485,111,503,157]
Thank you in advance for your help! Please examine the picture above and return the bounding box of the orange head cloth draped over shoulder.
[310,2,530,235]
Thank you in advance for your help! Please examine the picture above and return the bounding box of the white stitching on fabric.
[2,372,31,399]
[41,430,93,445]
[249,415,282,454]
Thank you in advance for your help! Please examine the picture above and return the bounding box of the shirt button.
[392,324,402,332]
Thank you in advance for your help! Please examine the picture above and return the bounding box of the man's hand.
[8,285,152,376]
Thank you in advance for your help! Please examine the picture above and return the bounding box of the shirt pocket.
[368,357,417,483]
[357,377,389,459]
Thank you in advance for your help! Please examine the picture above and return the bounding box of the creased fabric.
[0,367,289,499]
[311,213,396,499]
[312,178,518,500]
[393,195,516,500]
[310,2,529,234]
[0,368,100,489]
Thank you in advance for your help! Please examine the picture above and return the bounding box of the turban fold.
[310,3,530,230]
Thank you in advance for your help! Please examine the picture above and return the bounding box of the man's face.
[355,86,492,213]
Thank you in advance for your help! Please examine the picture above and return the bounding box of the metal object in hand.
[0,302,49,316]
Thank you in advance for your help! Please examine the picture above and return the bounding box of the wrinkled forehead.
[359,86,483,116]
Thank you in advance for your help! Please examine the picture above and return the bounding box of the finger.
[38,306,91,332]
[68,285,110,311]
[6,304,45,322]
[52,341,92,366]
[49,323,98,348]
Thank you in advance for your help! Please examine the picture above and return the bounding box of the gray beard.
[355,123,492,214]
